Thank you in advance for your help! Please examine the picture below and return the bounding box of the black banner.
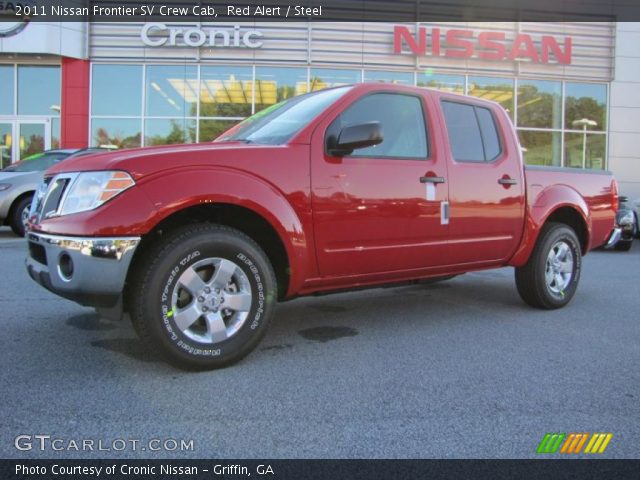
[2,459,640,480]
[1,0,640,22]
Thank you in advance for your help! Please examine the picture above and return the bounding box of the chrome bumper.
[604,227,622,249]
[25,232,140,307]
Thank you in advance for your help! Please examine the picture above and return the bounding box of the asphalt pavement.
[1,227,638,459]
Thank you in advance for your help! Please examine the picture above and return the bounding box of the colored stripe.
[597,434,613,453]
[573,433,589,454]
[567,434,581,453]
[584,434,599,453]
[537,433,552,454]
[560,434,575,453]
[548,434,566,453]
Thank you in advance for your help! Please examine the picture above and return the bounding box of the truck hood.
[46,142,282,180]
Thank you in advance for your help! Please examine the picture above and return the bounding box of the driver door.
[311,91,450,277]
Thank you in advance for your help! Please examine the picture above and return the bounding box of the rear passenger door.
[440,99,525,265]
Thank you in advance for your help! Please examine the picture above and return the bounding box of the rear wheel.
[10,195,33,237]
[515,222,582,309]
[130,224,277,370]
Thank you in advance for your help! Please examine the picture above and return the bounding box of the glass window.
[364,70,413,85]
[310,69,360,91]
[255,67,308,112]
[218,87,351,145]
[518,130,561,167]
[200,66,252,118]
[17,66,60,116]
[92,65,142,116]
[0,65,14,115]
[564,132,606,169]
[441,101,484,162]
[335,93,427,159]
[145,119,196,146]
[1,123,13,169]
[51,118,60,149]
[517,79,561,129]
[146,65,198,117]
[565,83,607,131]
[5,152,71,172]
[91,118,141,149]
[417,72,464,93]
[476,107,501,161]
[468,76,514,118]
[199,119,241,142]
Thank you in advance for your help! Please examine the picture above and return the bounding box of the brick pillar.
[60,57,90,149]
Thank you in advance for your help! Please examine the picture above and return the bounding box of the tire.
[130,224,277,370]
[614,240,632,252]
[9,195,33,237]
[515,222,582,310]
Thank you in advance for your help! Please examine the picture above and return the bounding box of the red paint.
[60,57,90,149]
[393,25,572,64]
[40,84,614,298]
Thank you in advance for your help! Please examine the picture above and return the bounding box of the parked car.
[613,196,636,251]
[25,84,618,369]
[0,148,115,236]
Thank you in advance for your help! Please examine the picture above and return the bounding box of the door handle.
[498,178,517,186]
[420,176,446,184]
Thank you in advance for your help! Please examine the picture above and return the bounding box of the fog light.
[58,253,74,281]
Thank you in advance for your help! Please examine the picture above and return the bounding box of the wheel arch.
[509,185,592,267]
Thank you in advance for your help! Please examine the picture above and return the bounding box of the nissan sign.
[0,1,34,37]
[141,23,263,49]
[393,25,572,64]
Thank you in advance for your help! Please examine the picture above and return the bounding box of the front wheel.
[130,224,277,370]
[10,195,33,237]
[515,223,582,309]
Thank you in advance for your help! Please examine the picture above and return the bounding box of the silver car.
[0,148,114,236]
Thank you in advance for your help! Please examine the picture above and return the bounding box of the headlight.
[58,171,135,216]
[0,183,12,191]
[617,210,635,226]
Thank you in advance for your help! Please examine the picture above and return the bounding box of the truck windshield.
[216,86,351,145]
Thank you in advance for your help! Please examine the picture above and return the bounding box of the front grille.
[28,241,47,266]
[41,177,70,219]
[31,174,75,224]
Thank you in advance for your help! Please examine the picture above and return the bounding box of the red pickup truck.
[26,84,619,369]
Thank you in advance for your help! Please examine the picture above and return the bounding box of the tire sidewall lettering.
[158,248,266,358]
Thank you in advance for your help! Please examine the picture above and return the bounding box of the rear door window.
[442,100,502,162]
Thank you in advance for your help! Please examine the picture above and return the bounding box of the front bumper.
[604,227,622,249]
[25,232,140,307]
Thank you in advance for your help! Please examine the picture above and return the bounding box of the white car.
[0,148,115,236]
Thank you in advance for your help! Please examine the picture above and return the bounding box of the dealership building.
[1,21,639,197]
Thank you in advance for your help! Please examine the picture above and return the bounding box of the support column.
[60,57,90,149]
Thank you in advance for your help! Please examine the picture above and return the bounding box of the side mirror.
[327,122,383,157]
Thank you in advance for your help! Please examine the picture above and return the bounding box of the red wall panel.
[60,58,90,149]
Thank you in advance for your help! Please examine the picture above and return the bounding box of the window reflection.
[91,118,141,149]
[51,118,60,149]
[199,119,240,142]
[0,66,13,115]
[255,67,308,112]
[145,119,196,146]
[518,130,561,167]
[417,73,464,93]
[146,65,198,117]
[310,69,360,91]
[200,66,252,118]
[517,79,561,129]
[565,83,607,131]
[564,132,606,169]
[468,76,514,117]
[18,66,60,116]
[92,65,142,116]
[364,70,413,85]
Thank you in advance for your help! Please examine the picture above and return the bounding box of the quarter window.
[332,93,428,159]
[442,101,502,162]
